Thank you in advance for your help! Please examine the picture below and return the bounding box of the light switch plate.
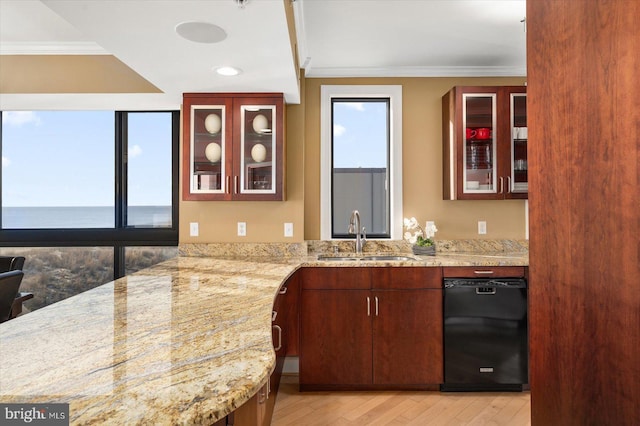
[237,222,247,237]
[284,222,294,237]
[189,222,199,237]
[478,221,487,235]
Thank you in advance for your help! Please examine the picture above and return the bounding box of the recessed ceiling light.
[175,22,227,44]
[215,66,242,76]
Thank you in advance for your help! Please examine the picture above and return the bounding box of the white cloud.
[2,156,10,167]
[343,102,365,111]
[2,111,41,126]
[129,144,143,158]
[333,124,346,137]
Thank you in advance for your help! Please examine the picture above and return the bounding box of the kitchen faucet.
[348,210,367,254]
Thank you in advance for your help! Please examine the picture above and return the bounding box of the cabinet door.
[280,270,300,356]
[182,96,234,201]
[506,90,528,199]
[462,91,500,197]
[299,289,372,386]
[232,96,284,201]
[372,289,443,385]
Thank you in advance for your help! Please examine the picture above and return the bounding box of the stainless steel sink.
[316,255,360,261]
[317,255,418,262]
[362,255,418,261]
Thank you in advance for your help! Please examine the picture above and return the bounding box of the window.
[320,86,403,240]
[2,111,115,228]
[0,110,179,310]
[125,112,174,228]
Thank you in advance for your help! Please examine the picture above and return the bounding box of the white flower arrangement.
[403,217,437,246]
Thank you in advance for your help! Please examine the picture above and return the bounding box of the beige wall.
[303,77,528,240]
[0,55,160,93]
[180,75,529,243]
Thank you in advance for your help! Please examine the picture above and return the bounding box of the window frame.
[320,85,403,240]
[0,110,180,279]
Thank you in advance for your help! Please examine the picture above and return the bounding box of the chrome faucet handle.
[361,227,367,245]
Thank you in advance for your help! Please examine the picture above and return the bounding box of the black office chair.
[0,270,25,323]
[0,256,25,272]
[0,256,30,320]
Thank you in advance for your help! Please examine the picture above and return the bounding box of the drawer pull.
[272,310,278,322]
[367,297,371,316]
[272,325,282,351]
[278,286,288,295]
[474,270,495,275]
[375,296,379,316]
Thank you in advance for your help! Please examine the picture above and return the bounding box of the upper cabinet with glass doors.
[442,86,527,200]
[182,93,284,201]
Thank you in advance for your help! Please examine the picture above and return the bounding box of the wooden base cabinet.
[300,289,373,386]
[372,289,443,385]
[230,271,300,426]
[299,267,443,390]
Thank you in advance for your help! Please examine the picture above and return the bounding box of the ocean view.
[2,206,172,228]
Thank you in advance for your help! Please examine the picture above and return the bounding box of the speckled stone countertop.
[0,241,527,425]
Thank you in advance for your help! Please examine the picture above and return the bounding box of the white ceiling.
[0,0,526,110]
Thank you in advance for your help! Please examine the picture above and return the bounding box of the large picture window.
[0,110,179,311]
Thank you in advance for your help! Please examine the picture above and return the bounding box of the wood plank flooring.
[271,375,531,426]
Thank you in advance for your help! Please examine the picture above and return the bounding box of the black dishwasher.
[441,277,528,391]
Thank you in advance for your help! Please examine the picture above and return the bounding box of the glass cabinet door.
[510,93,528,193]
[190,106,226,194]
[239,105,276,194]
[462,93,497,193]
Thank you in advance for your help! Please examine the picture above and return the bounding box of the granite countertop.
[0,245,527,425]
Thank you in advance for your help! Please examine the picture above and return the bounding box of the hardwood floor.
[271,375,531,426]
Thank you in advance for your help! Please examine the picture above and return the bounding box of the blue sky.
[1,111,172,207]
[333,101,387,169]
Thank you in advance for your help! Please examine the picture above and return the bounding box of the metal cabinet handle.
[272,324,282,351]
[258,380,268,404]
[367,297,371,316]
[267,377,271,400]
[474,270,495,275]
[499,176,504,194]
[278,286,288,295]
[375,296,379,316]
[272,310,277,322]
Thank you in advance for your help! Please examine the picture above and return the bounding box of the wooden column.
[527,0,640,424]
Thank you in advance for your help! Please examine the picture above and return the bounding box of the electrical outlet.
[478,220,487,235]
[189,222,199,237]
[284,222,294,237]
[237,222,246,237]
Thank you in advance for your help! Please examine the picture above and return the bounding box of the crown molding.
[0,42,109,55]
[304,65,527,78]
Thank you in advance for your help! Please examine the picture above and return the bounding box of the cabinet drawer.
[301,267,371,290]
[443,266,526,278]
[372,267,443,289]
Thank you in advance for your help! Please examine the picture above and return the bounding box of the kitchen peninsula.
[0,242,527,425]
